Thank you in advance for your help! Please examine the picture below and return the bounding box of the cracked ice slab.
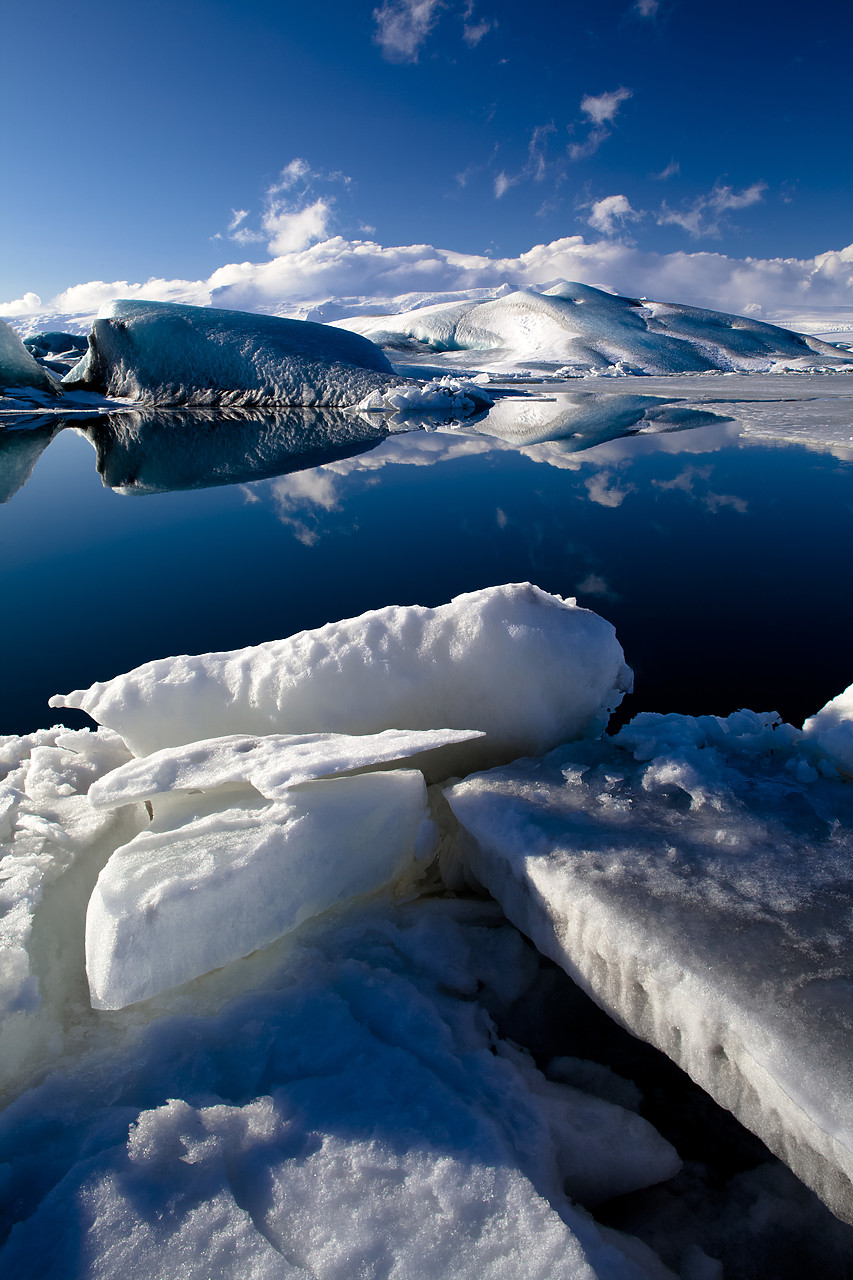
[445,707,853,1224]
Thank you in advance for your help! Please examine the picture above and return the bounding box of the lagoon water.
[2,383,852,738]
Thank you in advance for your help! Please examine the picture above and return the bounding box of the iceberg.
[0,319,60,394]
[62,299,399,407]
[335,282,853,375]
[470,391,730,449]
[0,423,63,505]
[445,704,853,1223]
[50,583,632,780]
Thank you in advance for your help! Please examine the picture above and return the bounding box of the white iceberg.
[62,299,399,407]
[0,319,60,394]
[802,682,853,779]
[445,703,853,1224]
[335,283,853,376]
[51,583,632,780]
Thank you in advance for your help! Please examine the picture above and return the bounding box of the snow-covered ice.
[803,682,853,779]
[445,702,853,1223]
[335,282,853,377]
[63,299,399,407]
[51,583,632,779]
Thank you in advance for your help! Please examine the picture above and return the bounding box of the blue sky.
[2,0,851,314]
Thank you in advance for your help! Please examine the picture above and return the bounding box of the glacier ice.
[0,319,60,393]
[445,704,853,1223]
[335,282,853,376]
[802,682,853,779]
[51,583,632,780]
[62,299,400,407]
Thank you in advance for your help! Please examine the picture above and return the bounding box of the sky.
[2,0,852,319]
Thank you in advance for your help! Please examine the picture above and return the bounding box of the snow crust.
[445,704,853,1223]
[0,319,59,393]
[0,893,681,1280]
[336,283,853,376]
[63,299,398,407]
[51,583,632,780]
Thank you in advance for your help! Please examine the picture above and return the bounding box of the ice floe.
[336,282,853,376]
[62,299,399,407]
[51,583,632,777]
[445,702,853,1223]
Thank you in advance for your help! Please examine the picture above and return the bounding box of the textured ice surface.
[0,727,142,1094]
[446,706,853,1223]
[63,299,398,407]
[51,584,632,780]
[0,895,680,1279]
[337,283,852,375]
[0,319,59,393]
[358,375,494,418]
[86,769,436,1009]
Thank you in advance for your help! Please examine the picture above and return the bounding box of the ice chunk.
[63,299,399,407]
[0,319,60,393]
[89,727,484,809]
[86,769,437,1009]
[335,283,852,375]
[445,709,853,1223]
[803,682,853,779]
[51,584,632,781]
[0,423,62,505]
[472,391,729,449]
[358,375,494,418]
[0,727,143,1093]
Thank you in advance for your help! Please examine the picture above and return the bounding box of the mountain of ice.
[445,704,853,1224]
[0,319,60,393]
[62,299,399,407]
[335,282,852,375]
[51,583,632,780]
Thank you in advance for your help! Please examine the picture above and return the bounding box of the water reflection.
[83,407,394,495]
[0,423,65,505]
[470,391,730,449]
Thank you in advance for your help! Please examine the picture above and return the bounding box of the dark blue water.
[2,409,852,736]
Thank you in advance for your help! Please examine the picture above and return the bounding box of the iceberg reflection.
[83,406,394,495]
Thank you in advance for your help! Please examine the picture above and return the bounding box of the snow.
[335,283,853,376]
[803,682,853,779]
[62,299,399,408]
[51,583,632,780]
[445,703,853,1224]
[0,319,59,394]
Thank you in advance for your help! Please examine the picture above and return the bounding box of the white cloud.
[659,181,767,238]
[633,0,659,16]
[652,160,679,181]
[579,88,633,126]
[569,88,632,161]
[373,0,444,62]
[588,195,642,237]
[228,209,250,232]
[0,291,41,316]
[5,237,853,332]
[494,171,515,199]
[463,17,492,44]
[263,199,334,255]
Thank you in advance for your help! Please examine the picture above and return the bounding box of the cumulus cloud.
[218,160,349,256]
[264,199,334,255]
[0,291,42,316]
[588,195,642,236]
[569,88,632,160]
[5,236,853,331]
[659,181,767,238]
[373,0,445,62]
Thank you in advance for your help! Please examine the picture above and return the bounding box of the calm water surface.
[1,401,851,736]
